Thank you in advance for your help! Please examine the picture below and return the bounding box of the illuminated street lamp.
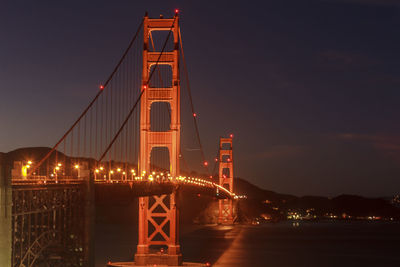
[117,168,122,180]
[22,160,33,179]
[94,169,99,179]
[54,163,62,182]
[74,164,81,178]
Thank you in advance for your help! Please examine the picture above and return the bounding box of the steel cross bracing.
[11,183,86,267]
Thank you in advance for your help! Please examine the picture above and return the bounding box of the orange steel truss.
[218,137,234,224]
[135,14,182,265]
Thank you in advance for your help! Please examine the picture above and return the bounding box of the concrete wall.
[0,160,12,266]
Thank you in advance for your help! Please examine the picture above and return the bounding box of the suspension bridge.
[0,11,237,267]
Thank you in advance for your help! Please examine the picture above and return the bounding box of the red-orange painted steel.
[135,13,182,264]
[218,137,234,224]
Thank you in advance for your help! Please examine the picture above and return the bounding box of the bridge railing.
[12,171,235,198]
[12,175,85,185]
[94,172,235,198]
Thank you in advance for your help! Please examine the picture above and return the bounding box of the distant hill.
[3,147,400,222]
[232,178,400,221]
[1,147,58,166]
[235,177,297,202]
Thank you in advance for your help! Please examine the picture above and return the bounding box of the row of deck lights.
[21,163,234,196]
[25,161,233,196]
[94,166,136,180]
[93,168,234,197]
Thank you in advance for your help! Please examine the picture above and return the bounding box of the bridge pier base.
[107,260,203,267]
[0,160,12,267]
[134,253,182,266]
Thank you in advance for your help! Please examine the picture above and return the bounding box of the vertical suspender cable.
[178,28,210,175]
[98,14,178,163]
[29,18,144,175]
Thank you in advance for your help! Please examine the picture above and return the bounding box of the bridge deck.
[11,178,233,199]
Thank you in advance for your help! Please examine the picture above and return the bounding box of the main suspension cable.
[98,13,178,163]
[28,17,144,176]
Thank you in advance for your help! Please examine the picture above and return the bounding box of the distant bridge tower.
[218,136,234,224]
[135,13,182,265]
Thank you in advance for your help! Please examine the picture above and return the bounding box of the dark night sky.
[1,0,399,197]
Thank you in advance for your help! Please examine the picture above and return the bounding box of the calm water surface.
[95,221,400,267]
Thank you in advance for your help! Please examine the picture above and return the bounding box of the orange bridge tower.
[218,136,234,224]
[135,13,182,265]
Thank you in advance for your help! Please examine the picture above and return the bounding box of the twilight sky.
[1,0,399,197]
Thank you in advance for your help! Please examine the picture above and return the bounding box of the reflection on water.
[96,221,400,267]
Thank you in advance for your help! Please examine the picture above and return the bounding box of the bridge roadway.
[11,176,234,200]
